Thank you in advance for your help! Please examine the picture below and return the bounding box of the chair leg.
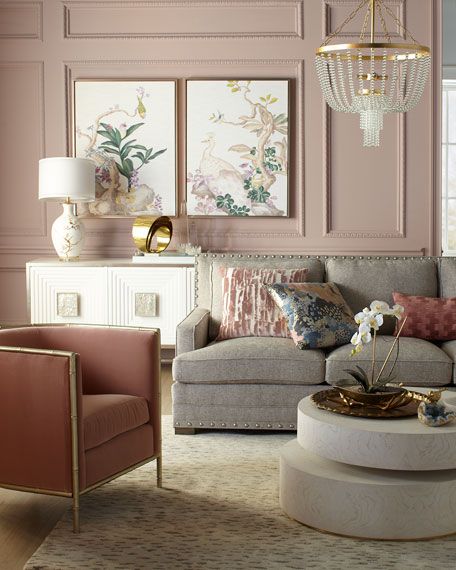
[72,493,80,533]
[157,455,162,488]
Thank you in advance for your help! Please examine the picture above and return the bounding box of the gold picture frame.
[185,78,290,218]
[70,78,178,218]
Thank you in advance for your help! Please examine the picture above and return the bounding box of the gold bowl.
[335,385,413,411]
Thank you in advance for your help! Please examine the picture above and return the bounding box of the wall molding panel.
[0,61,47,238]
[0,2,42,40]
[322,107,406,239]
[63,1,304,40]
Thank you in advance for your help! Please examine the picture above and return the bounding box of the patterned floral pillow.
[393,291,456,341]
[216,267,309,341]
[264,282,357,349]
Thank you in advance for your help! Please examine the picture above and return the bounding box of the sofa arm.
[176,307,210,356]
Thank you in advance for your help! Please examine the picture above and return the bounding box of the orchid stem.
[374,316,408,384]
[370,330,377,388]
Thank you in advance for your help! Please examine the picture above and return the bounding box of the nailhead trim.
[194,252,438,305]
[174,420,298,430]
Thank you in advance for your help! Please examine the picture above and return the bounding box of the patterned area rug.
[25,416,456,570]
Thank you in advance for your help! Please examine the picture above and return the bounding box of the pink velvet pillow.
[393,291,456,341]
[216,267,308,341]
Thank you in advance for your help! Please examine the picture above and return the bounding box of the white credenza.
[26,257,195,347]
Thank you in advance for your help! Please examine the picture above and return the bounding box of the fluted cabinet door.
[28,266,108,324]
[187,268,195,313]
[107,267,188,346]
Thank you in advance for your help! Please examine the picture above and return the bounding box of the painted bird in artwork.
[137,96,146,119]
[198,133,251,209]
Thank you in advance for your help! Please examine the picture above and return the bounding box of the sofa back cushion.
[325,258,438,334]
[439,258,456,297]
[195,254,325,340]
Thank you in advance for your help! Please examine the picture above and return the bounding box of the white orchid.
[389,304,405,319]
[354,308,370,324]
[350,300,404,356]
[370,300,390,313]
[341,299,408,392]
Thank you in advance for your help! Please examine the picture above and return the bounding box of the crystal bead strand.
[347,50,356,104]
[380,51,387,100]
[388,53,399,106]
[403,57,418,109]
[337,52,351,109]
[328,55,345,111]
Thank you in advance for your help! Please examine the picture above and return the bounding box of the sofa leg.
[156,455,162,488]
[175,427,197,435]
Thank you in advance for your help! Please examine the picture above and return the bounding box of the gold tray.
[311,388,420,419]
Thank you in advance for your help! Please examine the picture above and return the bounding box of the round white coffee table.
[280,392,456,540]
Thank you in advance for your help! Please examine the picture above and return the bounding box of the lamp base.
[51,203,86,261]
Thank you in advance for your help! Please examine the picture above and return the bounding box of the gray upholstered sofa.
[172,253,456,434]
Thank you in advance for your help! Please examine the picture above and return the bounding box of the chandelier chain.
[359,4,371,42]
[377,0,419,44]
[376,2,391,43]
[322,0,370,47]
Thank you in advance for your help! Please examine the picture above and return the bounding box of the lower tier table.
[280,393,456,540]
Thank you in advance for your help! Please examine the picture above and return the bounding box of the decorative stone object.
[56,292,79,317]
[417,395,456,427]
[135,292,158,317]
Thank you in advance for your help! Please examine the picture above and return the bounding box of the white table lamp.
[39,157,95,261]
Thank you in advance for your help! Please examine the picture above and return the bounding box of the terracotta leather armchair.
[0,325,161,532]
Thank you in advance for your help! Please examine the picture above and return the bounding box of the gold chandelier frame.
[316,43,430,60]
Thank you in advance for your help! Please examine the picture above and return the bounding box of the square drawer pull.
[56,292,79,317]
[135,292,158,317]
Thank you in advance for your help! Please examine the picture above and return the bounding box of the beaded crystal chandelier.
[315,0,431,147]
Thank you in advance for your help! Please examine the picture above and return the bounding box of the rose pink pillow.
[216,267,308,341]
[393,291,456,341]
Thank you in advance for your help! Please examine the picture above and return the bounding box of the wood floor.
[0,364,173,570]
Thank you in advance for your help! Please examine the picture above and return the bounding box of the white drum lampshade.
[39,157,96,261]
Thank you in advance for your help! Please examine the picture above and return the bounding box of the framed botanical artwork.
[73,79,177,217]
[186,79,289,217]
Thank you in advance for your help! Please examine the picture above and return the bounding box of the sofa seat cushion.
[83,394,150,451]
[172,337,326,385]
[325,337,452,387]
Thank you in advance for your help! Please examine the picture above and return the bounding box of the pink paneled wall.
[0,0,441,324]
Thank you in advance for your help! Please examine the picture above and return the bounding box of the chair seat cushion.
[83,394,150,451]
[172,337,326,385]
[325,337,452,387]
